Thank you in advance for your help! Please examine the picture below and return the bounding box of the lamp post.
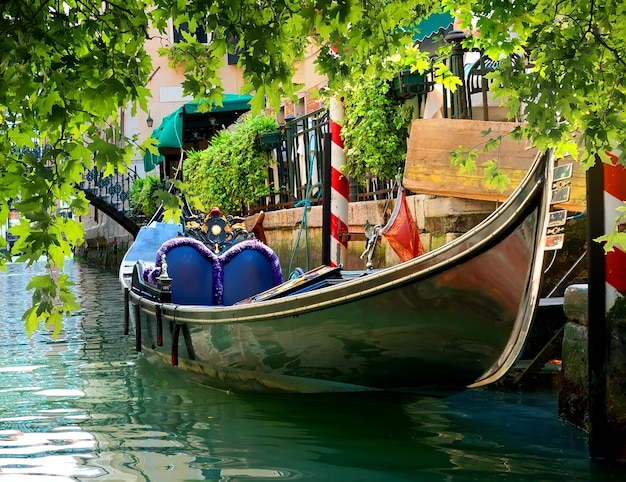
[445,29,470,119]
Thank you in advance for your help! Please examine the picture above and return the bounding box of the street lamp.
[146,113,154,128]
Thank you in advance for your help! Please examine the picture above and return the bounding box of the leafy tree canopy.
[1,0,152,335]
[157,0,437,111]
[2,0,625,334]
[1,0,440,334]
[445,0,626,249]
[446,0,626,167]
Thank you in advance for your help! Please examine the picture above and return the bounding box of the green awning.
[411,12,454,43]
[143,150,165,172]
[143,108,181,172]
[143,94,252,172]
[183,94,253,115]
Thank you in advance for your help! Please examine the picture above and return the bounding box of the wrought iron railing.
[79,166,138,216]
[256,108,400,212]
[259,109,329,210]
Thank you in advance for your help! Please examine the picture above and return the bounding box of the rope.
[543,249,558,274]
[288,135,322,277]
[359,173,401,268]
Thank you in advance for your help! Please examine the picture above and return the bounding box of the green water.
[0,260,621,481]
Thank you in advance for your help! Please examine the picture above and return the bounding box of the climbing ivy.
[339,44,458,182]
[340,80,414,181]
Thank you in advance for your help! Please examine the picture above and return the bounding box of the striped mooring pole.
[329,96,349,267]
[587,152,626,461]
[604,151,626,304]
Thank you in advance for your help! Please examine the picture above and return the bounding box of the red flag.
[381,187,424,262]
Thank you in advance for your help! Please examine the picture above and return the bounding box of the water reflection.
[0,260,620,481]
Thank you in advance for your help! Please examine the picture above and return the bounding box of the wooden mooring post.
[586,159,609,459]
[586,156,626,461]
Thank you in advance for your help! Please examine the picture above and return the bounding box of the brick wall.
[271,91,322,121]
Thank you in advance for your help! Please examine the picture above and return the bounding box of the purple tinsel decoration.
[220,239,284,287]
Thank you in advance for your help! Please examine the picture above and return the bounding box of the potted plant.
[258,130,282,150]
[391,68,434,99]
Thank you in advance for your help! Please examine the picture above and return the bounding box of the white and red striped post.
[329,96,349,267]
[604,151,626,307]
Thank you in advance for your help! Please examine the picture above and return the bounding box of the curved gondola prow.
[467,148,555,388]
[146,181,195,226]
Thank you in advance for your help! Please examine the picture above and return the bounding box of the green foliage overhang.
[2,0,626,334]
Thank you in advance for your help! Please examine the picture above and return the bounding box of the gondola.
[119,148,554,395]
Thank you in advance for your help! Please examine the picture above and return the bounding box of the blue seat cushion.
[220,240,283,306]
[153,237,221,305]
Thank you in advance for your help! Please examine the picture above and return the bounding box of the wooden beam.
[403,118,585,211]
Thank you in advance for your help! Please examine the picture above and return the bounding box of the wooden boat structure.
[120,147,554,395]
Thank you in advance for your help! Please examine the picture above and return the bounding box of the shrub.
[184,114,278,215]
[129,175,164,219]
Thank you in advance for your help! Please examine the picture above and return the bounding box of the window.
[227,37,241,65]
[295,97,306,117]
[173,22,209,44]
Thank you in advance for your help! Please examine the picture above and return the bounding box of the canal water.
[0,259,622,481]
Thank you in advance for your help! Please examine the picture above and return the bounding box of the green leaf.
[482,160,512,192]
[596,204,626,252]
[595,231,626,253]
[450,147,479,175]
[23,307,41,337]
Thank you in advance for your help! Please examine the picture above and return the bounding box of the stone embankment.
[76,194,498,273]
[560,284,626,437]
[257,195,497,273]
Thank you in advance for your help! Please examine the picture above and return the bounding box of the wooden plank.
[403,118,585,211]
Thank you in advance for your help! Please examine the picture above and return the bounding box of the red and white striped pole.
[604,151,626,307]
[329,96,349,267]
